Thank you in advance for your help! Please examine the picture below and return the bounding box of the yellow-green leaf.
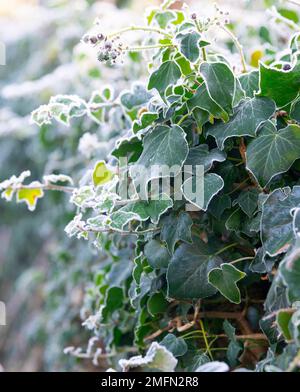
[92,161,113,187]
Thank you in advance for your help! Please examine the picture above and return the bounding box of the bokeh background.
[0,0,294,371]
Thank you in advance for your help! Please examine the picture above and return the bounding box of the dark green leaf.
[261,186,300,256]
[206,97,276,149]
[167,237,223,299]
[208,263,246,304]
[144,239,171,269]
[246,121,300,187]
[176,31,201,62]
[200,62,236,116]
[160,333,188,357]
[148,60,181,99]
[160,212,193,254]
[181,173,224,211]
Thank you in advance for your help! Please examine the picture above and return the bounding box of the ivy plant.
[2,0,300,372]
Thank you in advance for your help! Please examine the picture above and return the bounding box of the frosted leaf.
[195,361,229,372]
[119,342,177,372]
[43,174,73,185]
[64,214,88,240]
[70,186,95,208]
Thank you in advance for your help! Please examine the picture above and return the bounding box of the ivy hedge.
[2,0,300,372]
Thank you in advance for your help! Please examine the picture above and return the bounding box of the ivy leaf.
[279,240,300,302]
[147,292,169,316]
[290,99,300,122]
[261,186,300,256]
[276,309,293,342]
[176,31,201,62]
[119,342,177,372]
[120,83,152,110]
[110,194,173,229]
[246,122,300,187]
[195,361,229,372]
[233,189,259,218]
[258,60,300,108]
[130,125,188,193]
[187,84,227,120]
[31,95,87,126]
[154,11,176,29]
[185,145,226,173]
[148,60,181,99]
[144,239,170,269]
[160,333,188,357]
[208,263,246,304]
[101,286,124,323]
[206,97,276,150]
[239,70,259,97]
[92,161,114,187]
[208,194,232,219]
[167,237,223,299]
[200,62,236,116]
[181,173,224,211]
[16,183,44,211]
[160,211,193,254]
[133,112,159,134]
[111,135,143,163]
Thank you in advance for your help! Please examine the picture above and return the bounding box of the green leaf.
[200,62,236,116]
[259,60,300,108]
[206,97,276,149]
[279,240,300,302]
[160,211,193,254]
[208,263,246,304]
[246,121,300,187]
[144,239,170,269]
[154,11,176,28]
[239,70,259,97]
[223,320,236,341]
[208,194,231,219]
[233,189,259,218]
[261,186,300,256]
[148,60,181,99]
[133,112,159,134]
[181,173,224,211]
[120,83,152,110]
[110,194,173,230]
[111,135,143,163]
[167,237,223,299]
[187,84,227,120]
[160,334,188,357]
[92,161,114,187]
[276,309,293,342]
[101,286,124,323]
[147,292,169,316]
[290,99,300,122]
[176,30,201,62]
[185,145,226,173]
[130,125,188,192]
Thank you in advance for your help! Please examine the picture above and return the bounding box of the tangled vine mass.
[2,0,300,372]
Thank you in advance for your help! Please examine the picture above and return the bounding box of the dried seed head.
[82,34,90,43]
[90,36,98,44]
[104,41,113,50]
